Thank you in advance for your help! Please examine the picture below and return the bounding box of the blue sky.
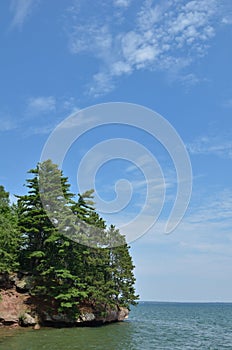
[0,0,232,301]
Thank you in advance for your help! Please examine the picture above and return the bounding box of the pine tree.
[105,225,139,308]
[17,163,57,273]
[17,161,88,315]
[16,160,139,316]
[70,190,109,307]
[71,194,138,309]
[0,186,20,274]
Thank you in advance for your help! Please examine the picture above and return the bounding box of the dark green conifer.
[16,160,138,315]
[0,186,20,273]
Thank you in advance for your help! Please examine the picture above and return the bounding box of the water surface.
[1,302,232,349]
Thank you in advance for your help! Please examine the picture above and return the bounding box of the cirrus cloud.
[67,0,230,96]
[10,0,39,29]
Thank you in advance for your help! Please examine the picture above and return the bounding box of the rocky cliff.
[0,273,129,329]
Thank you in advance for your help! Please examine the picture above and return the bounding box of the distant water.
[1,302,232,349]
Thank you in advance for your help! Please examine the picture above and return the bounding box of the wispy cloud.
[27,96,56,115]
[62,97,80,114]
[0,95,81,136]
[10,0,37,29]
[127,188,232,253]
[67,0,229,96]
[24,96,79,135]
[0,115,17,132]
[126,154,156,173]
[222,16,232,25]
[187,135,232,159]
[114,0,131,8]
[178,73,209,88]
[188,189,232,224]
[24,124,57,136]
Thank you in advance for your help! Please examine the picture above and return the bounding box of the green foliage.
[1,160,139,316]
[0,186,21,273]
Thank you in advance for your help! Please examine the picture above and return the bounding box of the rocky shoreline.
[0,273,129,329]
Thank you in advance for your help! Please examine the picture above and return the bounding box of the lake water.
[1,302,232,349]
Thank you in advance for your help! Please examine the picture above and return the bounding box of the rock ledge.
[0,273,129,328]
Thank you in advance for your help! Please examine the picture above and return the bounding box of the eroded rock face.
[14,276,34,292]
[77,312,96,323]
[41,311,74,325]
[19,312,37,326]
[0,273,129,328]
[118,307,129,321]
[41,306,129,326]
[0,289,29,326]
[94,306,129,323]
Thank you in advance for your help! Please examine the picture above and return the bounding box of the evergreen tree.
[0,186,20,273]
[105,225,139,308]
[17,160,82,314]
[17,163,57,273]
[70,190,109,307]
[0,185,10,210]
[71,194,138,309]
[16,160,138,315]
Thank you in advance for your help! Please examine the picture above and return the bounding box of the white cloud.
[90,72,115,97]
[6,96,81,136]
[127,188,232,257]
[0,115,17,131]
[187,189,232,226]
[27,96,56,115]
[70,24,112,58]
[10,0,37,29]
[187,135,232,159]
[24,124,57,136]
[0,120,16,132]
[126,154,160,173]
[222,16,232,25]
[62,97,80,113]
[68,0,229,96]
[0,96,80,136]
[111,61,132,76]
[178,73,206,87]
[104,183,232,247]
[121,31,160,67]
[114,0,131,8]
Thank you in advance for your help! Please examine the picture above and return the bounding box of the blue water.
[1,302,232,349]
